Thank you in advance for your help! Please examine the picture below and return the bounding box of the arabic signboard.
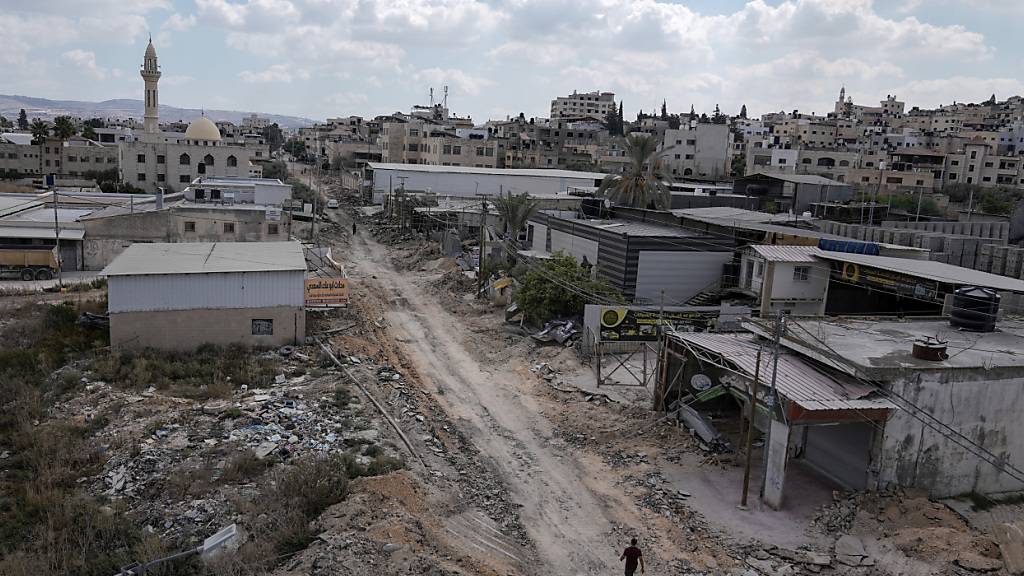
[833,261,940,302]
[304,278,348,306]
[597,307,715,342]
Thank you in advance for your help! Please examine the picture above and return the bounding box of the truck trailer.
[0,245,58,280]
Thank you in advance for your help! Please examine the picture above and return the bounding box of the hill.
[0,94,315,129]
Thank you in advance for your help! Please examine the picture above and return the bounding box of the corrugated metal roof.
[102,241,306,276]
[671,207,802,224]
[1,133,33,146]
[813,251,1024,293]
[749,172,847,186]
[671,332,895,412]
[368,162,607,180]
[748,245,822,263]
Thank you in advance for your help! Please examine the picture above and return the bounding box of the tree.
[660,100,668,120]
[667,114,680,130]
[17,109,28,130]
[712,104,726,124]
[84,117,105,129]
[283,137,307,160]
[604,107,621,136]
[514,252,623,323]
[82,125,98,141]
[493,190,539,239]
[263,159,288,180]
[52,116,76,141]
[30,119,50,142]
[730,155,746,177]
[740,104,747,119]
[596,133,673,210]
[0,115,11,130]
[689,104,696,123]
[262,123,284,152]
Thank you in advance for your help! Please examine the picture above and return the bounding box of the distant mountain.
[0,94,316,129]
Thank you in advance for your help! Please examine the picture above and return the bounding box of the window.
[453,145,462,154]
[778,159,787,164]
[674,154,681,160]
[476,147,485,156]
[184,221,196,232]
[179,153,190,165]
[407,143,418,152]
[755,262,763,277]
[251,319,274,336]
[408,129,419,137]
[227,155,237,167]
[157,173,165,182]
[443,144,452,154]
[950,160,959,166]
[157,154,165,164]
[268,223,279,235]
[137,173,146,181]
[686,139,696,145]
[137,154,146,163]
[211,189,222,200]
[886,176,903,184]
[204,154,215,167]
[223,222,235,233]
[985,162,994,168]
[179,174,190,183]
[793,266,810,282]
[970,150,977,159]
[68,155,77,162]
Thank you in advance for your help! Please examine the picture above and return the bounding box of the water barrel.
[949,286,999,332]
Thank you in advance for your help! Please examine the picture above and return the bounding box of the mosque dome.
[184,116,221,141]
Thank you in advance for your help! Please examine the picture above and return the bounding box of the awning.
[669,332,894,423]
[0,226,85,241]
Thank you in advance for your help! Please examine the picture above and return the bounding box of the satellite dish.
[690,374,712,392]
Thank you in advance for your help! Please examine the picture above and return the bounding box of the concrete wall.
[874,372,1024,497]
[82,207,287,270]
[110,305,305,350]
[635,251,731,304]
[550,229,598,265]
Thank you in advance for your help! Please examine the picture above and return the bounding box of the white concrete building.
[739,245,830,316]
[660,124,733,180]
[550,90,615,120]
[183,177,292,206]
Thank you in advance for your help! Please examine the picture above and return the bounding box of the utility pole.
[52,188,63,289]
[739,346,763,510]
[915,187,924,222]
[475,191,489,297]
[760,310,785,502]
[966,186,975,222]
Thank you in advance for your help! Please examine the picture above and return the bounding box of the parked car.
[326,199,339,209]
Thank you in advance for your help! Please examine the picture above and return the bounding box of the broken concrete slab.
[995,523,1024,575]
[254,442,278,459]
[835,534,866,557]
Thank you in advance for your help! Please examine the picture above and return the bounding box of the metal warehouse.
[367,162,607,202]
[102,241,307,350]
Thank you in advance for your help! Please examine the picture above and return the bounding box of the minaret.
[839,86,846,104]
[141,37,161,135]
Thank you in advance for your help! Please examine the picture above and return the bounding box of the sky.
[4,0,1024,124]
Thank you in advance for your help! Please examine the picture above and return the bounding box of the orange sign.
[305,278,348,306]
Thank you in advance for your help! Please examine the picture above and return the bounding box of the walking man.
[620,537,644,575]
[352,222,357,236]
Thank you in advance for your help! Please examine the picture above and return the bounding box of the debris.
[254,442,278,459]
[77,311,110,328]
[674,403,732,453]
[956,552,1002,572]
[531,320,579,344]
[279,345,296,357]
[995,522,1024,575]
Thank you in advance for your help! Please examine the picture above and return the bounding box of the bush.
[514,252,624,324]
[91,345,277,399]
[220,450,272,483]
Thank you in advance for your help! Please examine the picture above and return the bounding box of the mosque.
[119,39,268,193]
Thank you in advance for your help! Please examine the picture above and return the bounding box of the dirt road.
[339,225,643,575]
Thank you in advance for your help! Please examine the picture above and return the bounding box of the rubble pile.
[49,345,395,545]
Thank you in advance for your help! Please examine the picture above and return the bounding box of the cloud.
[162,75,195,86]
[62,49,110,80]
[239,64,311,83]
[413,68,493,97]
[162,12,197,31]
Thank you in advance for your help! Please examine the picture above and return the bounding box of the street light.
[115,524,239,575]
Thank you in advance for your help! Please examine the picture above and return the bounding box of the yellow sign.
[305,278,348,306]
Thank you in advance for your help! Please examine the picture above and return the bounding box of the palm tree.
[493,190,540,239]
[52,116,77,141]
[30,119,50,143]
[596,133,673,210]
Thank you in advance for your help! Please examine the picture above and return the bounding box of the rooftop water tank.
[949,286,999,332]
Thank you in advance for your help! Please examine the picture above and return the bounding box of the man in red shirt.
[620,537,644,575]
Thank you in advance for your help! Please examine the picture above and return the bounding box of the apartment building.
[550,90,615,120]
[660,123,733,180]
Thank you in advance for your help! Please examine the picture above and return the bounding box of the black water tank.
[950,286,999,332]
[745,184,769,196]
